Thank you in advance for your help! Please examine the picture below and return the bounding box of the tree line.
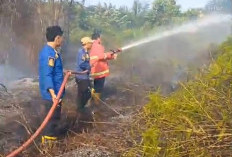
[0,0,231,67]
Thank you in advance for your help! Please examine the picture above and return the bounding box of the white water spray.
[122,14,232,51]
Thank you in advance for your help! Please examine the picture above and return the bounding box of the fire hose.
[6,48,122,157]
[6,71,87,157]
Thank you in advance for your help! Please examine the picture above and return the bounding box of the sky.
[84,0,210,11]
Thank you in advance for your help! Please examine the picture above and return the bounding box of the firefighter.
[39,26,64,144]
[90,31,121,105]
[76,37,93,113]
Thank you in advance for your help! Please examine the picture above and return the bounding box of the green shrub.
[127,37,232,157]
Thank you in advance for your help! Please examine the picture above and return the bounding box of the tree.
[184,9,201,20]
[205,0,232,13]
[0,0,73,68]
[132,0,142,16]
[147,0,181,26]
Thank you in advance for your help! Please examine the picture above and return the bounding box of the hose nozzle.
[110,48,122,54]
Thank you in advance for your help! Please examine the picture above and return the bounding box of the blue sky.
[85,0,210,11]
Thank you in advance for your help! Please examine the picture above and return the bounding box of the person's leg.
[76,79,91,112]
[91,78,106,121]
[82,79,91,107]
[42,100,61,144]
[93,77,105,105]
[42,100,53,137]
[94,77,105,94]
[77,79,84,112]
[51,103,62,136]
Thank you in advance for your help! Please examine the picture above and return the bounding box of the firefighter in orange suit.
[90,31,121,104]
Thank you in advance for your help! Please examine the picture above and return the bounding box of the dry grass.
[125,37,232,157]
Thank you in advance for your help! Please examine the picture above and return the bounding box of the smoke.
[61,14,232,94]
[110,14,232,94]
[1,13,231,93]
[122,14,232,51]
[0,42,36,86]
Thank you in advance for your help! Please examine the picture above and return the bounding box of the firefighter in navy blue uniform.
[39,26,64,144]
[76,37,93,113]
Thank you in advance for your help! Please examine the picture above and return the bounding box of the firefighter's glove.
[91,88,95,95]
[116,48,122,53]
[113,54,118,60]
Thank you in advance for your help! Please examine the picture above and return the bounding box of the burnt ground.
[0,76,151,157]
[0,20,231,157]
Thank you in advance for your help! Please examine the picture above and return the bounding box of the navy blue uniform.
[76,48,91,112]
[76,48,91,80]
[39,44,64,101]
[38,44,64,137]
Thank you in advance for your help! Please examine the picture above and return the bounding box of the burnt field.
[0,76,147,157]
[0,20,231,157]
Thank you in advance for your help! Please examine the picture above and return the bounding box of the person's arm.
[90,45,117,66]
[105,48,121,60]
[80,62,91,71]
[48,89,57,102]
[104,52,117,60]
[90,52,115,62]
[77,51,91,72]
[44,56,56,102]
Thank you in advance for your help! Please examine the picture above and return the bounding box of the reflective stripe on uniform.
[41,136,57,144]
[90,56,99,60]
[91,69,109,77]
[43,136,57,140]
